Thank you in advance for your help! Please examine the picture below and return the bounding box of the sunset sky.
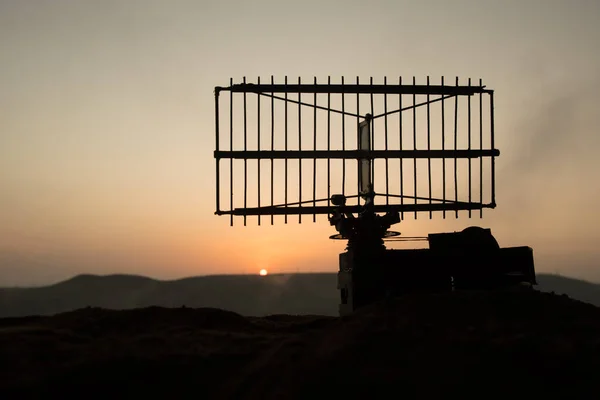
[1,0,600,286]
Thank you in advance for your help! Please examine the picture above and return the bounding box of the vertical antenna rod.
[327,76,331,207]
[243,76,248,226]
[313,76,317,222]
[413,76,417,219]
[215,85,221,218]
[441,76,446,219]
[454,76,459,219]
[468,78,472,218]
[284,76,288,223]
[257,76,261,226]
[479,78,483,218]
[384,76,389,206]
[270,75,275,225]
[427,76,432,219]
[298,76,302,224]
[229,78,234,226]
[490,89,496,207]
[341,76,346,198]
[399,76,404,220]
[356,76,360,206]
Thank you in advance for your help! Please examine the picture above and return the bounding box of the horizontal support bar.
[217,84,489,96]
[216,202,495,216]
[215,149,499,160]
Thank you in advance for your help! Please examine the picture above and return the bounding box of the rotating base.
[329,231,400,240]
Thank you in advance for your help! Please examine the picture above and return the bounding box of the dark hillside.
[1,289,599,398]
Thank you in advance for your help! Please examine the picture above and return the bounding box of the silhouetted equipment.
[214,76,537,316]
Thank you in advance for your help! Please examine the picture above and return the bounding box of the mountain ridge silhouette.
[1,272,598,318]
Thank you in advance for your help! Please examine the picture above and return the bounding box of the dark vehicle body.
[338,227,536,316]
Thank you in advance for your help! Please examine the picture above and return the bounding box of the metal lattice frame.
[214,76,497,226]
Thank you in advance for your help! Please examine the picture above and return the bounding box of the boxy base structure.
[335,222,537,317]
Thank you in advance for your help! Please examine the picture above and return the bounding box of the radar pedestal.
[329,192,400,316]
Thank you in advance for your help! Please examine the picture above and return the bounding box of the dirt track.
[1,290,600,399]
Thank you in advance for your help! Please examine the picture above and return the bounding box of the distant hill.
[0,272,599,318]
[535,274,600,306]
[0,273,339,318]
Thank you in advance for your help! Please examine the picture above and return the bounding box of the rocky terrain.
[2,289,600,399]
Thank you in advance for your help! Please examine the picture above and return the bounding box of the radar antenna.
[214,76,536,316]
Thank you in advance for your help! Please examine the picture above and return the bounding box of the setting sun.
[259,269,268,276]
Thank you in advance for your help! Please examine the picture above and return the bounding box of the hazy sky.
[1,0,600,286]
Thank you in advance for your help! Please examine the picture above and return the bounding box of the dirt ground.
[2,290,600,399]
